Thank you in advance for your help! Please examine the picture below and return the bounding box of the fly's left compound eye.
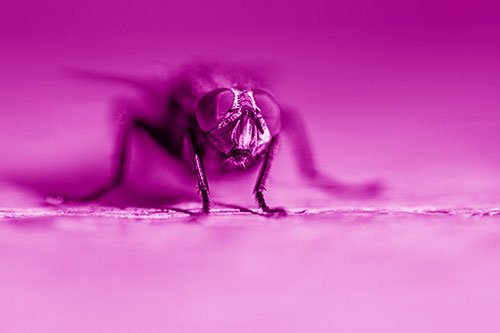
[254,91,281,136]
[196,89,235,132]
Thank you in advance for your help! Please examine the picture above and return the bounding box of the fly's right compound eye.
[253,91,281,136]
[195,89,235,132]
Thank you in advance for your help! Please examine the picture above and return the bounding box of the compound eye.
[196,89,235,132]
[254,91,281,136]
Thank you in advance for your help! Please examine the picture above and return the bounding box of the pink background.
[2,1,500,332]
[2,0,500,198]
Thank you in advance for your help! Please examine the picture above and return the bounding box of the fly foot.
[262,206,287,217]
[45,195,68,206]
[310,173,384,198]
[255,191,287,217]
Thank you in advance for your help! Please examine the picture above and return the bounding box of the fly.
[64,63,380,216]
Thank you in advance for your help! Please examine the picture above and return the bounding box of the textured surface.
[2,194,500,332]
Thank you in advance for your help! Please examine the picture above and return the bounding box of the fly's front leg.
[188,130,210,213]
[254,137,286,216]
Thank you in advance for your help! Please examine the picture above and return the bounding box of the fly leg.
[76,115,171,202]
[254,137,287,216]
[187,131,210,213]
[74,113,133,202]
[74,116,209,214]
[281,107,382,197]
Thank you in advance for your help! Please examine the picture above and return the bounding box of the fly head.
[195,88,281,168]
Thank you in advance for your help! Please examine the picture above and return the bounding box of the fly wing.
[63,68,167,101]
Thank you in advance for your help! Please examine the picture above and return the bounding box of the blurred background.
[2,2,500,332]
[1,0,500,203]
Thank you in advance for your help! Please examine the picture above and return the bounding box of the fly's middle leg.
[75,106,138,201]
[281,107,382,198]
[74,107,169,202]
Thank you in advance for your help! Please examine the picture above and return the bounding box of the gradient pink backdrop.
[2,1,500,332]
[2,0,500,198]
